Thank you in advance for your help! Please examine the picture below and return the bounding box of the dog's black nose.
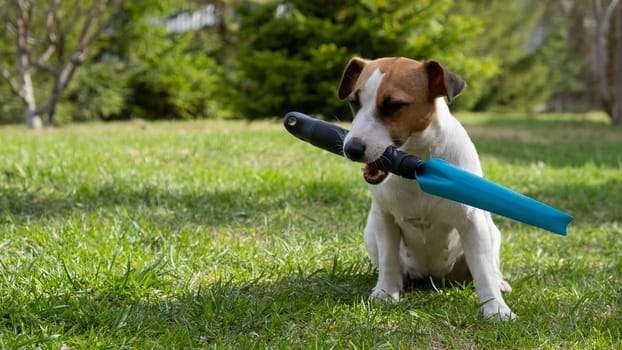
[344,137,366,161]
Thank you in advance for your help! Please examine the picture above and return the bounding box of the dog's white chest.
[369,174,468,278]
[394,206,464,278]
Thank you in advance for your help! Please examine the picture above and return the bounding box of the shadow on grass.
[0,177,369,229]
[2,174,619,228]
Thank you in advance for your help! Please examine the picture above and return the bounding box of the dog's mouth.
[363,163,389,185]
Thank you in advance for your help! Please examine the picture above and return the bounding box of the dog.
[338,57,515,320]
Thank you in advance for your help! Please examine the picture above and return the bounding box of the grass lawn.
[0,113,620,349]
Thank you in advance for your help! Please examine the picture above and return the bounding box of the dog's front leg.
[460,212,516,320]
[365,201,403,301]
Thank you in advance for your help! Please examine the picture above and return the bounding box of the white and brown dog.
[338,57,515,320]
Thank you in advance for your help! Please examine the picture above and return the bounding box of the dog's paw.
[481,300,516,321]
[500,280,512,294]
[370,287,400,302]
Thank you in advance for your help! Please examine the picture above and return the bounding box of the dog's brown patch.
[338,57,465,145]
[375,58,436,142]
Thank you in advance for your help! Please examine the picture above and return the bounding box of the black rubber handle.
[283,112,422,180]
[283,112,348,157]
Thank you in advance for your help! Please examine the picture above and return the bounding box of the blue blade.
[416,158,573,235]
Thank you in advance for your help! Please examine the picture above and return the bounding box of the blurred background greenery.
[1,0,621,126]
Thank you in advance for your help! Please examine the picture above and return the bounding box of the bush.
[64,61,132,121]
[0,85,22,124]
[124,31,227,120]
[231,0,501,120]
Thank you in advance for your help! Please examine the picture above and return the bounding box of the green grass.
[0,114,620,349]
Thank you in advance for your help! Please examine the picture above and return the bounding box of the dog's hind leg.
[486,214,512,294]
[460,211,516,320]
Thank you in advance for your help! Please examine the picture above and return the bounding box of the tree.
[613,2,622,124]
[0,0,128,129]
[63,1,229,121]
[123,31,226,120]
[592,0,621,124]
[503,0,622,123]
[231,0,500,119]
[454,1,586,112]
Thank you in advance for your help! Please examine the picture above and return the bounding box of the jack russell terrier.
[338,57,515,320]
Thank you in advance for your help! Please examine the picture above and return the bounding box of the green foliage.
[63,62,132,121]
[0,7,20,124]
[0,85,22,124]
[481,27,581,111]
[231,0,500,119]
[0,0,601,122]
[126,32,226,120]
[65,1,230,121]
[459,1,585,111]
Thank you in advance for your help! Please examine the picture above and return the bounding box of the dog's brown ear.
[338,57,369,99]
[424,60,466,103]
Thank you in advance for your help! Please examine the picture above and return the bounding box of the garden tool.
[283,111,572,235]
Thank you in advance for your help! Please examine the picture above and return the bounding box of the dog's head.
[338,57,465,184]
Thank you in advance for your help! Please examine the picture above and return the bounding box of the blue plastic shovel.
[283,112,572,235]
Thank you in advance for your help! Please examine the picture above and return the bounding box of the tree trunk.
[18,48,43,129]
[25,110,43,130]
[45,105,57,127]
[13,0,43,130]
[613,2,622,125]
[593,0,617,116]
[20,70,43,129]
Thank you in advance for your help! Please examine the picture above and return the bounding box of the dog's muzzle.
[344,137,389,185]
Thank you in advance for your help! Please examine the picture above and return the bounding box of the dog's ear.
[424,60,466,103]
[338,57,369,99]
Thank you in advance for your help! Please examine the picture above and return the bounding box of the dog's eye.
[380,98,409,116]
[348,95,361,111]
